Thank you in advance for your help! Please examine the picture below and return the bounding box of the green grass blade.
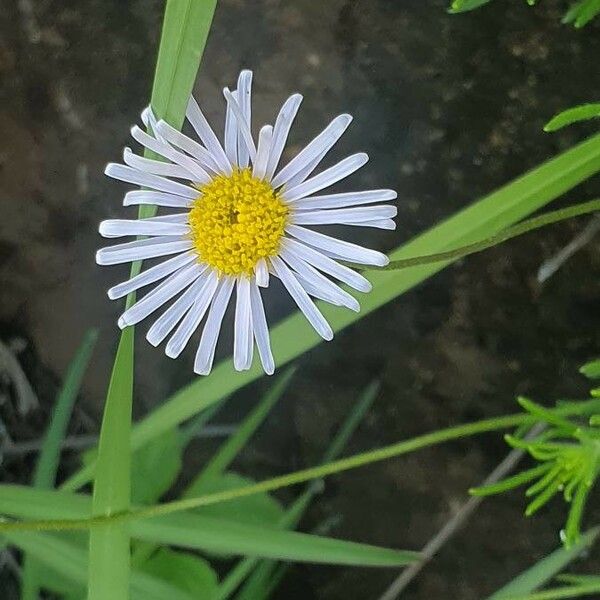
[0,485,417,567]
[62,131,600,493]
[184,368,295,495]
[88,330,135,600]
[87,1,217,597]
[21,330,97,600]
[486,527,600,599]
[544,104,600,132]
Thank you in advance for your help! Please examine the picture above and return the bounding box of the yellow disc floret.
[188,168,288,276]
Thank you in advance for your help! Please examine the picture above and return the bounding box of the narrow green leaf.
[580,359,600,380]
[62,132,600,494]
[0,485,418,567]
[544,104,600,132]
[502,583,600,599]
[448,0,494,14]
[185,368,295,495]
[486,527,599,599]
[136,513,418,567]
[87,0,217,597]
[88,329,134,600]
[21,329,97,600]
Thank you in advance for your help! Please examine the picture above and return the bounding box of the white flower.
[97,70,397,376]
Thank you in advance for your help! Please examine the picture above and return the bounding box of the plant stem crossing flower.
[97,70,397,375]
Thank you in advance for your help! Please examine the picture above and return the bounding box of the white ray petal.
[359,219,397,230]
[271,114,352,189]
[285,224,388,266]
[130,125,212,182]
[293,272,343,306]
[236,70,253,168]
[223,87,256,162]
[123,148,194,179]
[254,258,269,288]
[118,262,202,328]
[282,151,325,190]
[146,271,208,347]
[123,190,193,208]
[270,256,333,341]
[165,270,220,358]
[283,153,369,202]
[108,250,197,299]
[153,120,220,176]
[281,248,359,312]
[96,236,193,266]
[98,219,189,239]
[143,213,189,224]
[186,95,232,174]
[105,164,198,198]
[290,205,397,226]
[141,106,161,139]
[264,93,303,181]
[252,125,273,180]
[280,237,371,292]
[293,189,398,211]
[224,89,239,165]
[194,277,236,375]
[249,283,274,375]
[243,303,254,370]
[233,277,252,370]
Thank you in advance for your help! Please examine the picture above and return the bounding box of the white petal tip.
[378,254,390,267]
[107,289,119,300]
[264,365,275,376]
[323,330,334,341]
[95,251,106,265]
[117,317,129,329]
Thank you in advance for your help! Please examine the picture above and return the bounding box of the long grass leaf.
[87,1,217,598]
[0,486,418,567]
[486,527,600,599]
[21,330,97,600]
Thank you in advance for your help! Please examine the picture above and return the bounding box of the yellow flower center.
[188,168,288,276]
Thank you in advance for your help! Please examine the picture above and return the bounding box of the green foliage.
[545,104,600,132]
[21,330,97,600]
[580,359,600,380]
[139,548,218,597]
[472,392,600,547]
[449,0,600,26]
[131,429,183,505]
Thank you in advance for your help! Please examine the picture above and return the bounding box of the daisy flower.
[97,70,397,376]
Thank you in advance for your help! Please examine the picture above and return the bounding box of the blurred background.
[1,0,600,598]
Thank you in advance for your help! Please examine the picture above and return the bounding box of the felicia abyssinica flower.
[97,70,397,375]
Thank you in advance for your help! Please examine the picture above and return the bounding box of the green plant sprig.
[472,395,600,547]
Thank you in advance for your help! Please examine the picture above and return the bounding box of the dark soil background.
[1,0,600,598]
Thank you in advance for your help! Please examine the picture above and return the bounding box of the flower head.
[97,70,397,375]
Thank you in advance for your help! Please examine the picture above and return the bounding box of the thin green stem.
[372,199,600,271]
[5,399,600,535]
